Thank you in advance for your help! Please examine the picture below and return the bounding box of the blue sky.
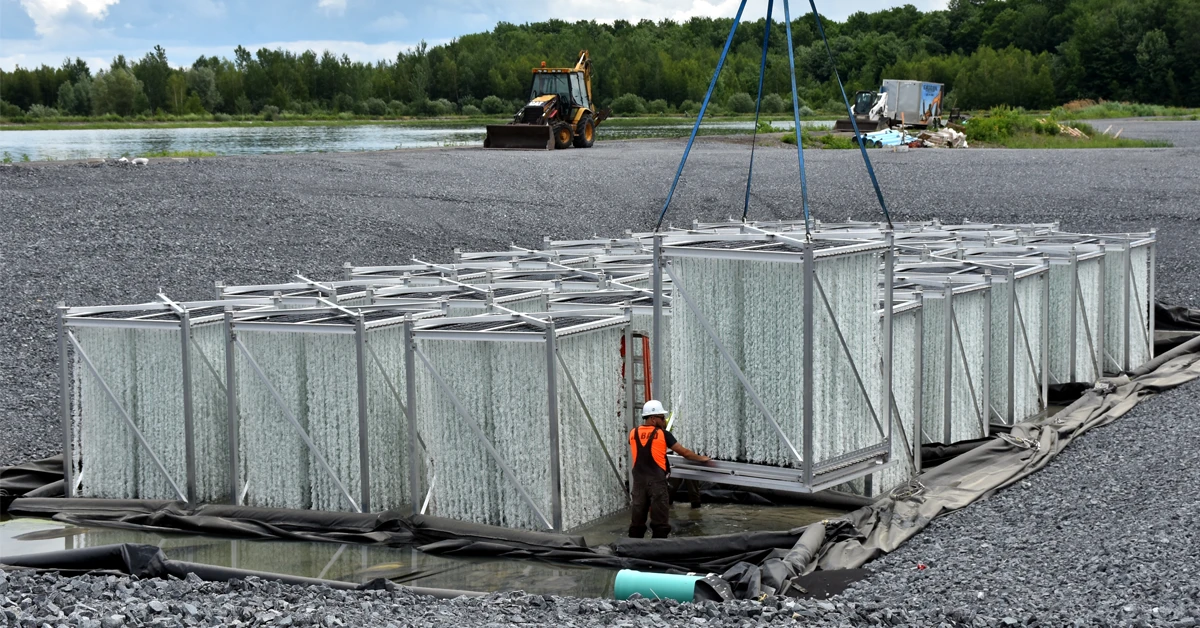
[0,0,948,71]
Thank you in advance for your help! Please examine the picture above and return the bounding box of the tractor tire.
[553,123,573,149]
[573,115,596,148]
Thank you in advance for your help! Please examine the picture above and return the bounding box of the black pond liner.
[5,312,1200,602]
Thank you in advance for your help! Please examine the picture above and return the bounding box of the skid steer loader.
[484,50,611,150]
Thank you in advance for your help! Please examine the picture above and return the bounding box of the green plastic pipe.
[613,569,702,602]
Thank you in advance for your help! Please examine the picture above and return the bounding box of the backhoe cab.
[484,50,611,150]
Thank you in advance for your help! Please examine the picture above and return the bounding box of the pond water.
[0,120,836,162]
[1,501,843,598]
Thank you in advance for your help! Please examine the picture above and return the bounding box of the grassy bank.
[1052,100,1200,120]
[967,108,1172,148]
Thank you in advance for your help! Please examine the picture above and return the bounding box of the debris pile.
[859,126,969,149]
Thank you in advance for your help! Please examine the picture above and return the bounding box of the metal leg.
[1068,249,1078,382]
[404,318,420,516]
[1006,268,1015,424]
[179,311,197,505]
[544,321,564,532]
[1149,230,1157,358]
[943,282,953,444]
[883,233,894,452]
[57,305,74,498]
[1098,250,1108,374]
[223,311,240,504]
[1124,243,1132,371]
[651,234,663,401]
[982,275,992,436]
[913,289,924,474]
[624,324,634,430]
[354,316,372,513]
[1041,262,1051,410]
[803,245,815,485]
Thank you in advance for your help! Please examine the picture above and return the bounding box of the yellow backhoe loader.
[484,50,610,150]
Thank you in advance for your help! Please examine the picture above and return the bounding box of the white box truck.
[834,80,944,132]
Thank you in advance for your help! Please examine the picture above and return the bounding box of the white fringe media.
[415,326,626,531]
[668,248,884,469]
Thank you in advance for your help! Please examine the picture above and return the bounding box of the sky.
[0,0,949,71]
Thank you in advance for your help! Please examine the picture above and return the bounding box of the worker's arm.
[670,443,710,462]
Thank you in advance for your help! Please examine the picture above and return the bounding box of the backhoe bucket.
[484,124,554,150]
[833,116,888,133]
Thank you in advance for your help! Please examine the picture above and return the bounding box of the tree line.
[1,0,1195,121]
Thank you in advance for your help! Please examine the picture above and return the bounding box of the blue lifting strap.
[742,0,774,222]
[807,0,893,229]
[783,0,812,235]
[655,0,749,232]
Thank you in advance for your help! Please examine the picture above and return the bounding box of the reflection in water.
[1,501,843,598]
[0,120,837,161]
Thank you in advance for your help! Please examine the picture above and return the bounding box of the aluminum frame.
[655,231,894,495]
[405,311,630,531]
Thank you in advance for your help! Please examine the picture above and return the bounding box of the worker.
[628,399,709,539]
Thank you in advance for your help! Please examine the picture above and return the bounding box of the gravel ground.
[3,123,1198,466]
[4,377,1199,626]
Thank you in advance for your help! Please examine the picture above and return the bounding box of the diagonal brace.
[665,264,804,465]
[413,346,554,530]
[812,274,885,439]
[556,350,627,495]
[234,337,362,513]
[67,331,187,502]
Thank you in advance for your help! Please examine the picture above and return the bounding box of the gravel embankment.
[4,376,1200,625]
[2,126,1198,466]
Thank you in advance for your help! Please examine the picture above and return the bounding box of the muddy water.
[1,502,842,598]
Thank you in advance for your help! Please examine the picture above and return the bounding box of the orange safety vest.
[629,425,669,478]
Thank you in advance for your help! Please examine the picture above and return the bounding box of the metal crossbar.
[233,337,362,513]
[664,263,805,465]
[66,331,188,503]
[413,345,554,530]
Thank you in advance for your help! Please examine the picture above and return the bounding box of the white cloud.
[192,0,227,19]
[368,11,408,32]
[18,0,120,36]
[317,0,346,16]
[0,38,442,71]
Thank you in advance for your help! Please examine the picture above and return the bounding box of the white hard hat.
[641,399,668,418]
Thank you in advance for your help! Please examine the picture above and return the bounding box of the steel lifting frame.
[405,311,631,532]
[652,232,894,494]
[1019,231,1156,373]
[57,296,311,503]
[894,274,995,444]
[222,305,440,513]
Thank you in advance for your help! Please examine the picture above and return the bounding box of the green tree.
[91,68,148,116]
[133,46,172,111]
[187,66,222,112]
[166,72,190,113]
